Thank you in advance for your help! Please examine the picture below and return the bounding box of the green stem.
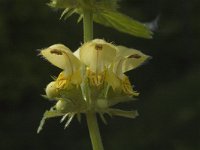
[82,9,93,106]
[83,9,104,150]
[83,9,93,42]
[86,112,104,150]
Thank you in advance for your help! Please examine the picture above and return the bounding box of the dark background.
[0,0,199,150]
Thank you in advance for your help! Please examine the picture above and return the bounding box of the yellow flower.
[107,45,151,95]
[38,39,151,133]
[78,39,117,87]
[40,44,82,95]
[77,39,150,95]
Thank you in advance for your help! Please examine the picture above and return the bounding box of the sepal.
[108,108,139,119]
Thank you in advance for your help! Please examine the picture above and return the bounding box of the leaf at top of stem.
[48,0,120,10]
[93,10,153,39]
[48,0,153,38]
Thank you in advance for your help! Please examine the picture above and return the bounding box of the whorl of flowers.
[37,39,150,133]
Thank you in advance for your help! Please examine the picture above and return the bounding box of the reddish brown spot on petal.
[95,44,103,51]
[128,54,141,59]
[50,49,63,55]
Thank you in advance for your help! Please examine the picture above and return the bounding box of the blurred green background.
[0,0,200,150]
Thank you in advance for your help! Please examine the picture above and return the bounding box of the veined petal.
[112,57,126,79]
[117,46,151,73]
[80,39,117,74]
[105,69,121,90]
[40,44,81,76]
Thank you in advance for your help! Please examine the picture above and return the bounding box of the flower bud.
[97,99,108,109]
[56,100,67,111]
[45,81,58,98]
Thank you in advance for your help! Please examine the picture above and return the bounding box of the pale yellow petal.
[73,48,80,59]
[40,44,70,69]
[70,70,82,86]
[112,57,126,79]
[105,69,121,90]
[80,39,117,74]
[116,46,151,73]
[40,44,81,76]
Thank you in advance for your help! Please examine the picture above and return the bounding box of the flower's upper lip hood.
[40,44,81,76]
[40,39,150,79]
[79,39,117,74]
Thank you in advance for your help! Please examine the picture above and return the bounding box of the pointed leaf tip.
[94,10,153,39]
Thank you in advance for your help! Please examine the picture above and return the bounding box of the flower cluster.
[37,39,150,133]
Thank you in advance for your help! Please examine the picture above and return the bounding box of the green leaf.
[108,108,139,119]
[108,96,137,107]
[50,0,152,39]
[44,109,64,118]
[93,10,153,38]
[93,0,120,11]
[37,109,64,133]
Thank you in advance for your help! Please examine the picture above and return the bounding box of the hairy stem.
[86,112,104,150]
[83,9,104,150]
[83,9,93,42]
